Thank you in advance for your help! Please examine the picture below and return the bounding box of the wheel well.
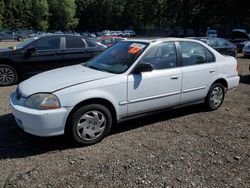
[0,60,17,70]
[212,78,228,90]
[65,98,117,132]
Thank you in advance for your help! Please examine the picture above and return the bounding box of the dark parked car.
[190,37,237,57]
[231,30,249,52]
[0,34,106,86]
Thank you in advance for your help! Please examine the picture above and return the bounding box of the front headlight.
[24,93,61,110]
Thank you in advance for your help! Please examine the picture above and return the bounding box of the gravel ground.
[0,41,249,188]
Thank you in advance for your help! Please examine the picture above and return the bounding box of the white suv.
[10,38,239,145]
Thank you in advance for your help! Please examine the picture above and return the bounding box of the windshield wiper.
[84,64,110,73]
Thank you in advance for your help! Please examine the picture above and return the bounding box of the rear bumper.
[226,75,240,91]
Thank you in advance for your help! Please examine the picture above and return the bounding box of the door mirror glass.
[133,62,153,74]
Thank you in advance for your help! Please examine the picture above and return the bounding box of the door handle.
[209,70,216,73]
[171,76,179,80]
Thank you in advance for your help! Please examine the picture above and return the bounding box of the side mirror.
[133,62,153,74]
[26,46,37,54]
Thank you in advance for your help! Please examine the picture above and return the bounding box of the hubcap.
[210,86,223,107]
[76,110,106,140]
[0,66,15,85]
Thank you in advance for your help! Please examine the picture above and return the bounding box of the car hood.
[0,48,14,53]
[232,31,249,40]
[18,64,114,97]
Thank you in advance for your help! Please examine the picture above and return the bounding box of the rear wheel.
[205,83,225,110]
[68,104,112,145]
[0,64,18,86]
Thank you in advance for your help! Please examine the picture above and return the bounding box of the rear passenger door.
[178,41,217,103]
[62,36,93,65]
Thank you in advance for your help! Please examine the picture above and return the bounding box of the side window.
[86,40,97,47]
[66,37,85,48]
[179,42,208,66]
[141,42,177,70]
[206,49,215,62]
[33,37,61,50]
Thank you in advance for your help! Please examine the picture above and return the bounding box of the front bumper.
[10,93,72,137]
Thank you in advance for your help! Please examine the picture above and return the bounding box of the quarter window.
[33,36,61,50]
[66,37,85,48]
[86,40,97,47]
[179,41,214,66]
[141,42,177,70]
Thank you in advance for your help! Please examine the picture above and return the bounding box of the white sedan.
[10,38,240,145]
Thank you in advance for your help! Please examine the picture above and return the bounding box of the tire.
[67,104,113,146]
[0,64,18,86]
[205,83,225,110]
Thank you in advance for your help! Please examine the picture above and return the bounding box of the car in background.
[15,29,36,41]
[231,30,249,52]
[96,36,127,47]
[206,30,217,37]
[0,31,18,41]
[10,38,239,146]
[124,30,136,37]
[242,42,250,57]
[190,37,237,57]
[0,34,106,86]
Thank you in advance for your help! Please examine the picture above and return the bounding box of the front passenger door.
[127,42,182,115]
[21,36,63,75]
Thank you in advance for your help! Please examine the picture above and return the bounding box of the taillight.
[236,63,240,72]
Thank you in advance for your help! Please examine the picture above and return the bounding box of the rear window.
[86,40,97,47]
[66,37,85,48]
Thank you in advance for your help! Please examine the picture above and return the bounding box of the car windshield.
[84,41,148,74]
[15,37,38,49]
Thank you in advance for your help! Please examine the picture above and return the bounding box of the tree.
[0,0,4,28]
[49,0,78,30]
[3,0,33,29]
[31,0,49,31]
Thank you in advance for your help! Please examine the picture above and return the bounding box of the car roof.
[36,34,82,39]
[189,37,229,40]
[125,37,204,44]
[100,36,124,39]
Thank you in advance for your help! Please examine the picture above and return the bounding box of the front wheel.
[0,64,18,86]
[68,104,113,146]
[205,83,225,110]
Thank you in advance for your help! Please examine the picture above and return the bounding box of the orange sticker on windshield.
[128,47,141,54]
